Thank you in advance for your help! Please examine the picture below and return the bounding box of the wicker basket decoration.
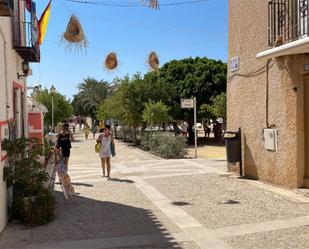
[141,0,159,9]
[148,51,160,71]
[61,15,88,52]
[104,52,118,70]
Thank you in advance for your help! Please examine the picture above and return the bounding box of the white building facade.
[0,0,40,232]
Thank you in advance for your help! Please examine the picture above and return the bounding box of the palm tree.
[73,77,109,120]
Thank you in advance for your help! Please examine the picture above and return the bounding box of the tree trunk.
[133,126,138,145]
[187,120,194,145]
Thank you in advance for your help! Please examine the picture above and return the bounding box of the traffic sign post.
[181,98,197,158]
[181,99,194,109]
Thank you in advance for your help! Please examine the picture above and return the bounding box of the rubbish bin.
[225,130,241,164]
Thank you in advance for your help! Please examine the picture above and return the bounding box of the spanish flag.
[38,0,51,45]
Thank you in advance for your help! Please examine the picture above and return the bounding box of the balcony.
[257,0,309,59]
[268,0,309,46]
[14,21,40,62]
[0,0,13,16]
[13,1,40,62]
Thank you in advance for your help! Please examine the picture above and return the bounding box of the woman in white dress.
[97,125,114,179]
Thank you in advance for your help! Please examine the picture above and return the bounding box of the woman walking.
[97,125,114,179]
[84,123,90,140]
[56,123,74,168]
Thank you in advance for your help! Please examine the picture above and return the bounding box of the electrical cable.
[63,0,210,7]
[227,61,275,82]
[265,59,271,128]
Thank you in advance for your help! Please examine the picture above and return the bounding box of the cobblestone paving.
[0,131,309,249]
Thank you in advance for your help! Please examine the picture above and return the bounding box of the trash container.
[225,130,241,164]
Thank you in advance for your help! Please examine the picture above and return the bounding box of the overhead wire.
[57,0,212,37]
[63,0,210,7]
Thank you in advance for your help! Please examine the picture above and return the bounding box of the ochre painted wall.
[228,0,308,188]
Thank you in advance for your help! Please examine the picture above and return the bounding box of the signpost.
[181,99,194,109]
[181,98,197,158]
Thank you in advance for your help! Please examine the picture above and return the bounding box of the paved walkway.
[1,131,309,249]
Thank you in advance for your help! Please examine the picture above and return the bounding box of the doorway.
[304,75,309,186]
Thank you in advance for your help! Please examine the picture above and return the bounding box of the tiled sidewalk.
[1,131,309,249]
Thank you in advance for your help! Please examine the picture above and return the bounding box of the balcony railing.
[268,0,309,46]
[0,0,14,16]
[14,20,40,62]
[13,0,40,62]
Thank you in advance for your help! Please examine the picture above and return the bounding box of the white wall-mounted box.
[264,129,278,151]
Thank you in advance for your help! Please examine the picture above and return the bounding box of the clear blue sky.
[28,0,228,99]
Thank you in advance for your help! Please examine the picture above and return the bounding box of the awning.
[256,37,309,60]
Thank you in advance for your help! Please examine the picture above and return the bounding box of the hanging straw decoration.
[141,0,159,10]
[61,15,88,52]
[148,51,160,71]
[104,52,118,71]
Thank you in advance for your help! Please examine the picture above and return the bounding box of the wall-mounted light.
[17,61,30,79]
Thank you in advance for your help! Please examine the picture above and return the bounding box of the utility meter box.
[264,129,278,151]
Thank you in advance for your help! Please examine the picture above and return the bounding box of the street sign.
[181,97,198,158]
[230,56,239,72]
[181,99,194,109]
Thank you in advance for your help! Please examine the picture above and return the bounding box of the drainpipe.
[0,27,9,120]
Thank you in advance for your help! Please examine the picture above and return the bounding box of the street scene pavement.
[1,131,309,249]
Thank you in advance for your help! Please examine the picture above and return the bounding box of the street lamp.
[50,85,56,132]
[17,61,30,79]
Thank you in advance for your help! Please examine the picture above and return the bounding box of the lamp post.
[50,85,56,132]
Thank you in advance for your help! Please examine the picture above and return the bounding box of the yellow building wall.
[228,0,307,188]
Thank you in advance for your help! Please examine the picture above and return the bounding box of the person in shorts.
[97,125,114,179]
[56,123,74,167]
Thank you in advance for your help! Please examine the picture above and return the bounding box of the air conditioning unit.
[264,129,278,151]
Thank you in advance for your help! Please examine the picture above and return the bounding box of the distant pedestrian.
[181,121,188,137]
[213,121,223,142]
[96,125,115,179]
[91,123,97,139]
[84,123,90,140]
[173,122,181,136]
[72,123,76,133]
[99,120,105,133]
[203,120,211,138]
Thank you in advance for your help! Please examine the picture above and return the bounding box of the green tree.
[97,74,143,144]
[201,93,226,119]
[152,57,227,143]
[142,101,171,133]
[98,57,227,144]
[36,89,73,129]
[72,77,109,119]
[155,57,227,120]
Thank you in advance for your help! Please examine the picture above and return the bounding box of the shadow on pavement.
[172,201,191,206]
[71,182,94,187]
[108,177,135,183]
[0,191,180,248]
